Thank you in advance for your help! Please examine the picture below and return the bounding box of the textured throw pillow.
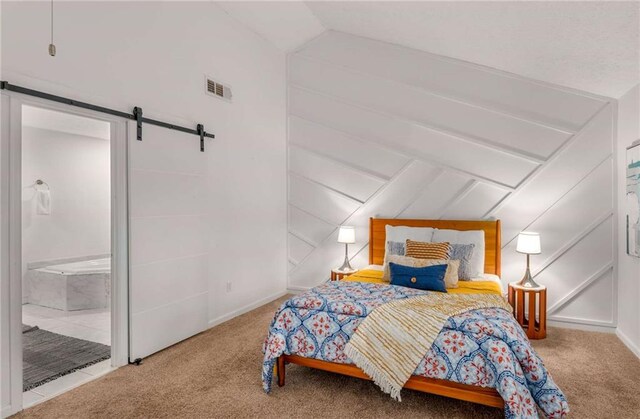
[382,241,407,276]
[432,229,485,278]
[387,241,406,256]
[388,262,448,292]
[405,240,450,260]
[449,243,476,280]
[384,255,460,288]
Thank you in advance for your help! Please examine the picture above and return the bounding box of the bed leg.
[277,356,285,387]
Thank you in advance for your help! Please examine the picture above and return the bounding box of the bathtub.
[27,257,111,311]
[38,258,111,275]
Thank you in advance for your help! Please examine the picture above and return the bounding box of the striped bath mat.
[22,324,110,391]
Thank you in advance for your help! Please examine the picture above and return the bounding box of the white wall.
[616,84,640,357]
[287,32,616,332]
[1,2,287,329]
[21,126,111,301]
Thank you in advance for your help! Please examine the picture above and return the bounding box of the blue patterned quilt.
[262,281,569,418]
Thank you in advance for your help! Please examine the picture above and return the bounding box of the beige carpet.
[15,296,640,418]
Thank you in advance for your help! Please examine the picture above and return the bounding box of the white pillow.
[432,229,485,278]
[385,225,434,244]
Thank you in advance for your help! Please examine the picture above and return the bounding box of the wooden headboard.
[369,218,501,276]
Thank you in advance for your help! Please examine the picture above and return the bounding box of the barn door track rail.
[1,81,214,151]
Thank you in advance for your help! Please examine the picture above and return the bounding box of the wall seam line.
[532,212,613,278]
[290,83,546,165]
[292,52,578,135]
[547,263,614,315]
[289,171,365,205]
[289,113,517,191]
[489,102,613,219]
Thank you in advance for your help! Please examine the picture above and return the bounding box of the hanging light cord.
[48,0,56,56]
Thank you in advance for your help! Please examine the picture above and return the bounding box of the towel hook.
[35,179,50,190]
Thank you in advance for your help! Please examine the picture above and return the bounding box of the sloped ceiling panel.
[306,2,639,99]
[216,1,325,51]
[287,32,614,330]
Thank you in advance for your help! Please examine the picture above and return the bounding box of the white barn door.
[128,123,208,361]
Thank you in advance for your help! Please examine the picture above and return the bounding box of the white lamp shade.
[516,232,541,254]
[337,226,356,244]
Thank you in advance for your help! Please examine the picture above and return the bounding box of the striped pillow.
[405,240,450,260]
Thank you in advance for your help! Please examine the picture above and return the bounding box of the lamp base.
[338,243,354,272]
[516,267,541,288]
[338,243,353,271]
[338,257,354,272]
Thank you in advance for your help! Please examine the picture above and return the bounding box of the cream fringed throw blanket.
[343,293,513,401]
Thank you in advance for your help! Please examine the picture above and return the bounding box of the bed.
[263,218,568,418]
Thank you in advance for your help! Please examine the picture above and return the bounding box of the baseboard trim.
[21,365,116,412]
[547,319,616,333]
[2,404,18,419]
[207,290,288,329]
[616,328,640,359]
[547,313,615,328]
[286,286,307,294]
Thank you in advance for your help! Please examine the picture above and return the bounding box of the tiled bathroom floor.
[22,304,110,345]
[23,359,113,408]
[22,304,113,408]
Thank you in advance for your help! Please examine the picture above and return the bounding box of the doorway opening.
[20,105,113,406]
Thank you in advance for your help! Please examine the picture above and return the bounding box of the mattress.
[343,265,503,295]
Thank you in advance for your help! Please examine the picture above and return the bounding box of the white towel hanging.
[36,189,51,215]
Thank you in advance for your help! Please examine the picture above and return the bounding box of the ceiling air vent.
[205,76,232,103]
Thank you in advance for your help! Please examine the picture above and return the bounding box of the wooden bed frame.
[277,218,504,409]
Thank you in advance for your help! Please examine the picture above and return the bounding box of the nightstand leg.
[528,291,536,338]
[538,289,547,339]
[508,286,515,316]
[516,289,525,325]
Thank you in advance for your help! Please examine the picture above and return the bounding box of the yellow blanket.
[343,269,502,295]
[343,292,513,401]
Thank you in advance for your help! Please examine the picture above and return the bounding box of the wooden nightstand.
[508,283,547,339]
[330,268,358,281]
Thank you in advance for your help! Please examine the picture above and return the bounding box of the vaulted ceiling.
[216,1,325,52]
[215,1,639,98]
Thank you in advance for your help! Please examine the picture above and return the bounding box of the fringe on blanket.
[344,344,404,401]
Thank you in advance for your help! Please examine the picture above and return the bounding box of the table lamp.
[516,231,542,288]
[337,226,356,271]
